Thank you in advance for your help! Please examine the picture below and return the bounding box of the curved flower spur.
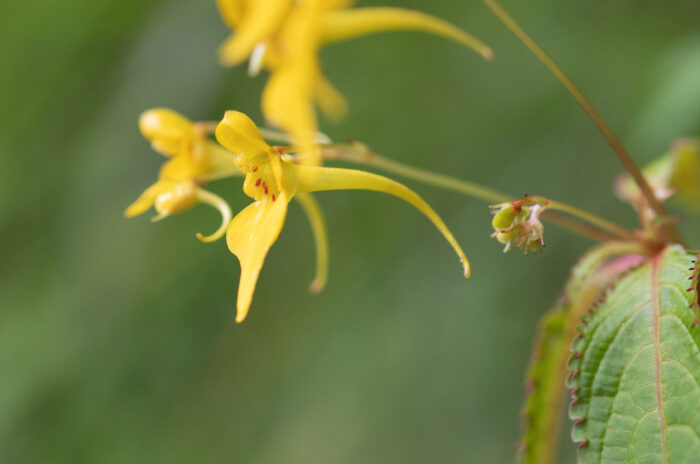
[215,110,470,323]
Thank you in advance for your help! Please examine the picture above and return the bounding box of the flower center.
[236,152,281,202]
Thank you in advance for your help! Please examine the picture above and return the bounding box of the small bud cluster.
[490,196,548,255]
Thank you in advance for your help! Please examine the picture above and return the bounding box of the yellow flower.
[125,108,240,241]
[126,109,331,292]
[215,110,470,322]
[217,0,494,164]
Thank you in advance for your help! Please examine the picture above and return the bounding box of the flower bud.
[491,203,522,230]
[154,181,199,217]
[139,109,197,157]
[489,198,547,255]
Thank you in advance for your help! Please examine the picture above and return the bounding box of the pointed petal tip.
[216,37,247,68]
[235,307,249,324]
[150,212,168,223]
[482,46,495,61]
[309,279,325,294]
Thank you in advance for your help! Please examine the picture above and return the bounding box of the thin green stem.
[259,128,294,144]
[482,0,685,247]
[326,146,510,204]
[321,143,635,243]
[547,200,637,242]
[539,211,621,243]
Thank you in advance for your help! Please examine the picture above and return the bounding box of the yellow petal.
[158,154,204,181]
[124,181,168,218]
[153,180,199,217]
[139,108,197,157]
[216,0,247,29]
[227,194,289,322]
[215,110,271,157]
[262,59,319,165]
[218,0,293,67]
[295,193,329,293]
[296,166,470,277]
[260,0,322,166]
[320,7,494,61]
[314,75,347,122]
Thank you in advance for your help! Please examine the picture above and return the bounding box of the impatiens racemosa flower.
[125,108,239,242]
[490,196,548,255]
[126,108,332,293]
[215,110,470,322]
[216,0,493,165]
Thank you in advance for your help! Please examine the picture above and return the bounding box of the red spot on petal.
[255,179,261,187]
[252,166,258,172]
[271,194,276,201]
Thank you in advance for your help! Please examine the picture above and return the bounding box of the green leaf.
[519,242,647,464]
[568,245,700,463]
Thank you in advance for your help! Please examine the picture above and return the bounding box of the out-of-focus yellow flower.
[215,110,470,322]
[125,108,240,242]
[216,0,493,164]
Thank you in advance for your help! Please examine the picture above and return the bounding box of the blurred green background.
[2,0,699,462]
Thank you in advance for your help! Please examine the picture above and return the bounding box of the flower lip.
[216,110,292,202]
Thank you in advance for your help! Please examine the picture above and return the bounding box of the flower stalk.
[321,142,637,243]
[482,0,685,247]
